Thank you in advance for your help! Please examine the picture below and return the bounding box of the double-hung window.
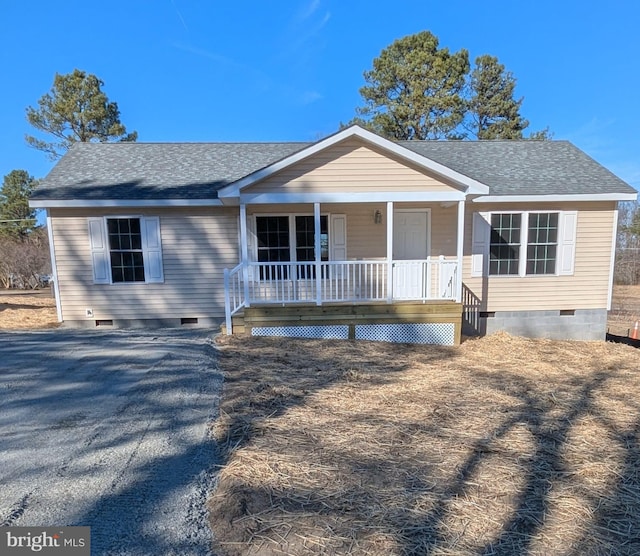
[88,216,164,284]
[526,212,558,275]
[473,211,576,278]
[489,213,521,276]
[108,218,145,282]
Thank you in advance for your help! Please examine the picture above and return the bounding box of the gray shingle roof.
[31,142,309,201]
[31,138,635,201]
[399,140,635,196]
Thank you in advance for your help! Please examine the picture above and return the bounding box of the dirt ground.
[209,315,640,555]
[0,290,58,330]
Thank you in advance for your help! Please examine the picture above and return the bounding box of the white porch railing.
[224,257,459,334]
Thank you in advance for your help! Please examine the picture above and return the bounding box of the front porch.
[224,202,464,345]
[223,199,466,346]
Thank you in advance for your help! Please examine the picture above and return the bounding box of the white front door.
[393,210,429,298]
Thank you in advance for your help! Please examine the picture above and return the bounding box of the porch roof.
[31,126,636,208]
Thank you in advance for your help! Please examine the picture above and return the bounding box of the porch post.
[386,201,394,303]
[314,202,322,306]
[456,200,465,303]
[239,203,251,308]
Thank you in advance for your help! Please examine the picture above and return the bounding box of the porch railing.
[224,257,459,334]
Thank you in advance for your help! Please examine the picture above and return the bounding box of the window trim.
[88,215,164,285]
[476,210,574,279]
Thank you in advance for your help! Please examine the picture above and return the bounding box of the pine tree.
[353,31,469,140]
[467,55,529,139]
[0,170,38,238]
[26,69,137,159]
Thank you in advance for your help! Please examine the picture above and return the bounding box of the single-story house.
[30,125,637,345]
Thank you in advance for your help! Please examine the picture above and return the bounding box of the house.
[30,126,637,345]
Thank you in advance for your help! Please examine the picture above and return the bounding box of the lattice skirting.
[355,323,455,345]
[251,325,350,340]
[250,323,456,345]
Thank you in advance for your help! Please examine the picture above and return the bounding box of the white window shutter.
[330,214,347,260]
[471,212,490,277]
[142,216,164,283]
[88,218,110,284]
[559,211,577,275]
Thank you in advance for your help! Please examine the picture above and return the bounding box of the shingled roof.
[30,142,311,201]
[400,140,634,197]
[31,132,635,202]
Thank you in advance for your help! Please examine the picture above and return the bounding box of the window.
[88,216,164,285]
[255,215,329,279]
[256,216,290,280]
[295,215,328,279]
[527,213,558,275]
[295,216,328,262]
[487,212,561,276]
[107,218,145,282]
[489,213,521,276]
[256,216,290,263]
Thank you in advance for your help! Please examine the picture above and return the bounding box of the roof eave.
[30,199,223,208]
[472,192,638,203]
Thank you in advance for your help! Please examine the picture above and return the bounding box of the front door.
[393,210,429,298]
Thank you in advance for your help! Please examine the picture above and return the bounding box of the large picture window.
[489,212,560,276]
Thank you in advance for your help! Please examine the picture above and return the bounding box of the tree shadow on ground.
[209,336,640,556]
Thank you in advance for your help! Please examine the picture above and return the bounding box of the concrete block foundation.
[464,308,608,341]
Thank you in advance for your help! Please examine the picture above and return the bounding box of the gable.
[244,138,463,195]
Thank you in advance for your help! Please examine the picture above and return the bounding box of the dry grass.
[608,285,640,336]
[209,333,640,555]
[0,292,58,330]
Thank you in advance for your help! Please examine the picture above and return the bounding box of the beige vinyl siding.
[462,202,616,311]
[246,138,461,194]
[248,202,457,260]
[50,207,239,322]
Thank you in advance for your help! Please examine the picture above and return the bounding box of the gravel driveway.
[0,329,222,555]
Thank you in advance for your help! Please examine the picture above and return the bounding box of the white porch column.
[386,201,394,303]
[456,200,465,303]
[314,202,322,306]
[239,203,251,307]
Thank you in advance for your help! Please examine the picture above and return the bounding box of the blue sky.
[1,0,639,190]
